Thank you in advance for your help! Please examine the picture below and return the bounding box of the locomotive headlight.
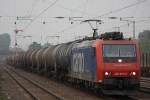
[104,72,111,77]
[118,59,122,63]
[105,72,109,76]
[132,72,136,76]
[130,71,136,76]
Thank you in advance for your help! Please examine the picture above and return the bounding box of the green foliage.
[139,40,150,53]
[0,95,7,100]
[28,42,41,50]
[138,30,150,53]
[0,33,11,54]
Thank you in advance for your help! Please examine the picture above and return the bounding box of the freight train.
[7,32,141,95]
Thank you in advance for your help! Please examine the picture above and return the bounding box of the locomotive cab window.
[103,44,136,63]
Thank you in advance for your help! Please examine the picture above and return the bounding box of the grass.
[0,73,7,100]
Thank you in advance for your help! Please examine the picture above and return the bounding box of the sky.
[0,0,150,50]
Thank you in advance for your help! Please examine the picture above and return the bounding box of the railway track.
[140,77,150,93]
[3,64,139,100]
[3,65,103,100]
[1,63,148,100]
[3,66,64,100]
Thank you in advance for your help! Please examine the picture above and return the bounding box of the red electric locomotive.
[94,32,141,95]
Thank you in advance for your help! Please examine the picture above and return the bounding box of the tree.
[0,33,11,54]
[28,42,41,50]
[138,30,150,53]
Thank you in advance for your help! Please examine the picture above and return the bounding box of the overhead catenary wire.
[23,0,60,31]
[1,0,149,38]
[27,0,39,17]
[57,4,93,16]
[58,22,83,34]
[118,18,150,28]
[104,18,150,33]
[55,0,148,35]
[81,0,88,16]
[0,0,148,32]
[136,19,150,23]
[96,0,147,18]
[56,17,150,37]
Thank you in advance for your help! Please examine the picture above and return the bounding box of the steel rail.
[3,67,38,100]
[4,66,65,100]
[140,77,150,93]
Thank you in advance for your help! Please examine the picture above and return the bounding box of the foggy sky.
[0,0,150,50]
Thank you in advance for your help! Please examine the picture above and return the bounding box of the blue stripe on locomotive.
[69,47,97,81]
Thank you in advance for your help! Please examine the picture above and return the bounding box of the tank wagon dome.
[72,40,96,49]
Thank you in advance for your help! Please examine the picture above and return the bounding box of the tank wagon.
[141,52,150,76]
[7,32,141,95]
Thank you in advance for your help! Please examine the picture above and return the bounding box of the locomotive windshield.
[103,44,136,57]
